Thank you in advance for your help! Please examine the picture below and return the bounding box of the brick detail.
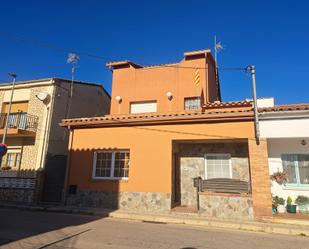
[248,138,272,219]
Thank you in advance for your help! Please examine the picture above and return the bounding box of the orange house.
[61,50,272,220]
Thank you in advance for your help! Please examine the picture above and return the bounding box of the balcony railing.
[0,112,38,133]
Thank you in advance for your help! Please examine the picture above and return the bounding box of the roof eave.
[60,111,254,129]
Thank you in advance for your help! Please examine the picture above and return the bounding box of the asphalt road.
[0,208,308,249]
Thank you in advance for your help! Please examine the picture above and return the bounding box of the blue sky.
[0,0,308,104]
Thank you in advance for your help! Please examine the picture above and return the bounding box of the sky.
[0,0,308,104]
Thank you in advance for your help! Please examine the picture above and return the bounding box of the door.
[42,155,67,203]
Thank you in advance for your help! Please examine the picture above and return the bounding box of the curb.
[105,211,309,236]
[1,204,309,236]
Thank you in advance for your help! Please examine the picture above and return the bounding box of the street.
[0,208,308,249]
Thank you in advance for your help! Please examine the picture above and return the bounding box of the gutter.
[259,110,309,120]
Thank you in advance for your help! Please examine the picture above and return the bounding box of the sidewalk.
[1,203,309,236]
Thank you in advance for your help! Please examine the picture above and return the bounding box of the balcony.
[0,112,39,137]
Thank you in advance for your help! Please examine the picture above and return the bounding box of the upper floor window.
[130,101,157,114]
[93,150,130,179]
[184,97,201,110]
[282,154,309,186]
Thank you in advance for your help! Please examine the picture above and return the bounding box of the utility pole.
[246,65,260,144]
[2,73,17,144]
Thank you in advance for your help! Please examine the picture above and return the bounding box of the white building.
[259,99,309,202]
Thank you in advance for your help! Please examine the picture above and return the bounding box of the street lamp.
[2,73,17,145]
[0,73,17,166]
[245,65,260,145]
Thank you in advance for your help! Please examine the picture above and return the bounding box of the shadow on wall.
[66,148,121,210]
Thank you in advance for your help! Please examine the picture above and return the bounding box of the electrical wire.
[0,31,247,71]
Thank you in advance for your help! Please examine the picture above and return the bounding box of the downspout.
[39,106,51,169]
[62,126,73,205]
[40,80,57,168]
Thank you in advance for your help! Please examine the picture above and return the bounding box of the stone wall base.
[0,189,35,204]
[199,194,254,220]
[67,190,171,213]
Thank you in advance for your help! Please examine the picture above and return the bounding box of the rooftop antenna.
[214,35,224,101]
[65,53,79,120]
[67,53,80,98]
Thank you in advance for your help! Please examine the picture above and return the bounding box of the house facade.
[0,78,110,202]
[259,102,309,202]
[61,50,272,220]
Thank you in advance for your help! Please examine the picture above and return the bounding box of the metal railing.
[0,112,38,132]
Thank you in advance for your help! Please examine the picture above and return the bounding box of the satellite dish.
[36,92,50,102]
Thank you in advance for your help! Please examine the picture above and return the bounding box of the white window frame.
[204,153,232,179]
[281,153,309,188]
[2,147,22,169]
[184,97,201,110]
[92,150,130,180]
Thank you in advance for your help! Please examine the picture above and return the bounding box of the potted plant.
[1,166,11,171]
[273,196,286,213]
[295,195,309,214]
[286,196,297,213]
[270,171,288,185]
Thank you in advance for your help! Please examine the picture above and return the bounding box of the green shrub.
[273,195,285,207]
[295,196,309,206]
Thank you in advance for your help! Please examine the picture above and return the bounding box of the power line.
[0,31,247,71]
[0,31,114,62]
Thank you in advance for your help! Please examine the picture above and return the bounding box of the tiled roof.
[60,102,253,128]
[203,100,252,109]
[184,49,211,57]
[259,104,309,112]
[139,62,179,69]
[106,61,143,68]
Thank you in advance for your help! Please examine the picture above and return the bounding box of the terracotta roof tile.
[259,103,309,112]
[203,100,252,109]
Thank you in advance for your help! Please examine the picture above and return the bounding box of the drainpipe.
[40,80,57,168]
[39,106,50,169]
[62,127,73,205]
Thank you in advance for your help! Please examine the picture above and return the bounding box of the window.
[184,97,201,110]
[282,154,309,186]
[3,151,21,169]
[93,150,130,179]
[205,154,232,179]
[130,101,157,114]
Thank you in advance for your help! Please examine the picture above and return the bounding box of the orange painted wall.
[110,53,219,115]
[69,121,255,194]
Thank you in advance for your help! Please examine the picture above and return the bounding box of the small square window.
[184,97,201,110]
[205,154,232,179]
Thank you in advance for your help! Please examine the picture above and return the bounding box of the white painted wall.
[257,98,274,108]
[267,138,309,202]
[260,118,309,138]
